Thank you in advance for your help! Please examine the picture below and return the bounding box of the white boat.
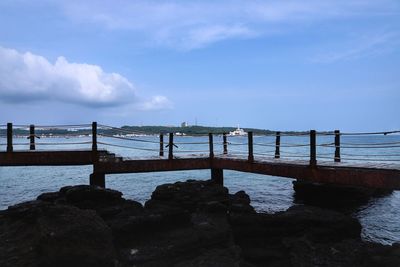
[229,125,247,136]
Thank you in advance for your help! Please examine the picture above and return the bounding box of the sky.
[0,0,399,131]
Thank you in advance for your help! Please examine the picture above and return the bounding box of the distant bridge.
[1,122,400,190]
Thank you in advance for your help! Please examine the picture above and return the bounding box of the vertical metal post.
[275,131,281,159]
[248,131,254,162]
[223,133,228,155]
[209,133,214,158]
[29,124,35,150]
[310,130,317,166]
[159,133,164,157]
[334,130,340,162]
[90,172,105,188]
[7,123,13,152]
[92,122,97,152]
[211,168,223,185]
[168,133,174,160]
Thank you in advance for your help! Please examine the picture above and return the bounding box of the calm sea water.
[0,134,399,245]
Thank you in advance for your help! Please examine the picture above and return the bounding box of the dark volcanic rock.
[145,180,230,213]
[39,185,144,220]
[1,179,399,267]
[117,180,245,266]
[0,200,115,267]
[145,179,254,215]
[230,190,255,214]
[293,180,392,211]
[230,205,362,266]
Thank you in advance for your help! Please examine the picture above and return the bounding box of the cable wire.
[98,141,159,152]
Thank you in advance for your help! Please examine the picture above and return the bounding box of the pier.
[1,122,400,190]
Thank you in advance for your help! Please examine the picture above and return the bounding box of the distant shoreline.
[0,125,314,138]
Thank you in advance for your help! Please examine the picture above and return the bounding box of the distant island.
[0,125,311,137]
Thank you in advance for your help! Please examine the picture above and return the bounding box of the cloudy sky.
[0,0,399,131]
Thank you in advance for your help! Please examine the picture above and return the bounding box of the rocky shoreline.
[1,179,399,266]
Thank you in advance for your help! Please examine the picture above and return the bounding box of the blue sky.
[0,0,399,131]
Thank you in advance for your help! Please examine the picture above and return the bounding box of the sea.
[1,133,399,245]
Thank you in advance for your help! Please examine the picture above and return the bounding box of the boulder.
[38,185,144,220]
[145,180,230,213]
[230,205,362,266]
[1,180,399,267]
[0,200,115,267]
[293,180,392,211]
[145,180,254,215]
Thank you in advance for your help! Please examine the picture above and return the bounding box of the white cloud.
[0,46,171,109]
[137,96,173,111]
[182,25,256,50]
[60,0,400,50]
[311,32,400,63]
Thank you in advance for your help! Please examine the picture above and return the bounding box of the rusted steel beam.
[1,149,400,190]
[0,150,97,166]
[95,158,211,174]
[212,158,400,190]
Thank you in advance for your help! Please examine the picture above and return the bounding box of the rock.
[37,192,61,202]
[116,212,235,267]
[1,180,399,267]
[145,180,254,214]
[230,205,362,266]
[38,185,144,221]
[293,180,392,211]
[229,191,255,214]
[145,180,230,213]
[63,185,123,203]
[174,247,243,267]
[0,200,115,267]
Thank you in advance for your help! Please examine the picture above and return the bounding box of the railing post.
[334,130,340,162]
[211,168,223,185]
[159,133,164,157]
[223,133,228,155]
[92,122,97,152]
[7,123,13,152]
[29,124,35,150]
[209,133,214,158]
[275,131,280,159]
[310,130,317,166]
[168,132,174,160]
[90,172,105,188]
[248,131,254,162]
[90,122,103,187]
